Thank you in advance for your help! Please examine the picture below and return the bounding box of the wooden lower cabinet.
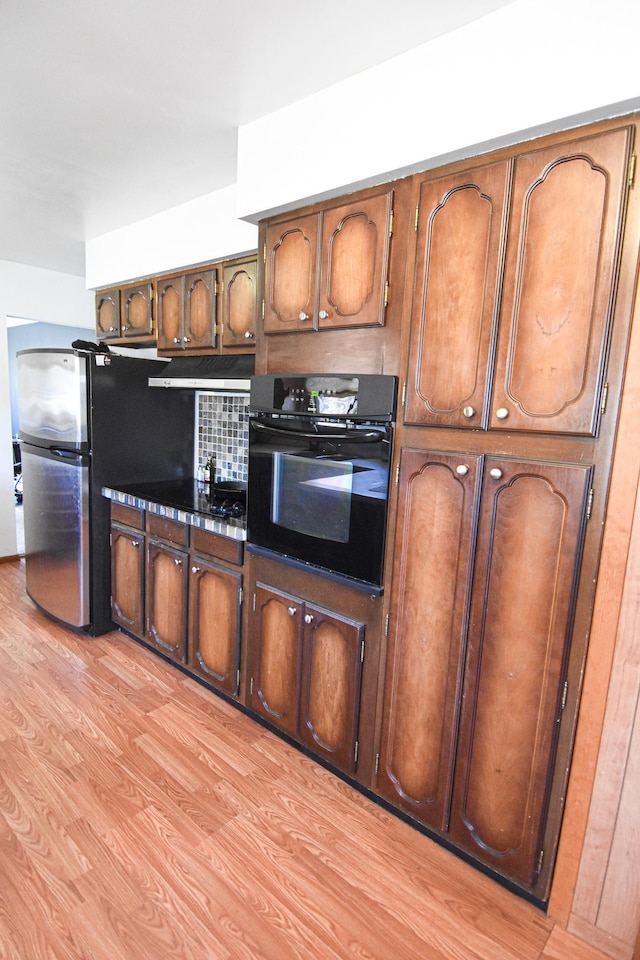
[188,556,242,697]
[146,539,189,663]
[111,522,145,638]
[376,447,593,897]
[249,583,365,774]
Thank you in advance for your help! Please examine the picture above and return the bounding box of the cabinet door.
[250,584,302,736]
[449,457,592,890]
[490,127,633,435]
[184,269,217,351]
[263,214,318,334]
[146,540,188,663]
[188,557,241,697]
[96,288,121,340]
[221,259,257,350]
[156,275,185,352]
[110,524,145,638]
[318,192,393,329]
[405,162,510,428]
[121,282,154,339]
[376,449,482,831]
[298,603,365,774]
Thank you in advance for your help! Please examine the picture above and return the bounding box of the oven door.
[247,416,392,588]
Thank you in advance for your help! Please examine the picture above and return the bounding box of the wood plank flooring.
[0,558,614,960]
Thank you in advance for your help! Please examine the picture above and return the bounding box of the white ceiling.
[1,0,513,277]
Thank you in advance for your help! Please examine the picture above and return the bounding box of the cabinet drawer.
[191,527,243,566]
[111,502,144,530]
[146,514,189,547]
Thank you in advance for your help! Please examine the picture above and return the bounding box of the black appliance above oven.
[247,374,397,592]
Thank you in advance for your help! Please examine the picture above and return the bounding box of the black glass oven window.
[272,453,352,541]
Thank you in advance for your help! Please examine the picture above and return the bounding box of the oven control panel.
[249,374,397,420]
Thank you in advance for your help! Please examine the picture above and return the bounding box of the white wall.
[0,260,94,557]
[236,0,640,220]
[85,184,258,290]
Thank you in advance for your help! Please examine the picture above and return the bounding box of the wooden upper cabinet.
[221,258,257,350]
[448,457,593,892]
[406,126,633,436]
[263,191,393,334]
[156,275,184,352]
[96,288,121,340]
[405,161,510,429]
[121,282,154,339]
[491,128,633,435]
[376,448,482,832]
[184,269,217,351]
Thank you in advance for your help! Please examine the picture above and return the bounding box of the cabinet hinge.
[354,740,359,765]
[238,587,243,606]
[252,592,257,612]
[261,299,265,321]
[395,463,400,485]
[375,753,380,776]
[536,848,544,877]
[385,613,390,638]
[586,488,594,521]
[360,639,365,663]
[401,380,407,408]
[388,209,394,237]
[236,668,241,689]
[384,281,389,308]
[600,381,609,414]
[219,279,224,296]
[263,242,267,264]
[414,205,420,231]
[214,279,219,296]
[250,676,254,695]
[561,680,569,712]
[629,154,636,188]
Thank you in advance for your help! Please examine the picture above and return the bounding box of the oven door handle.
[250,420,387,443]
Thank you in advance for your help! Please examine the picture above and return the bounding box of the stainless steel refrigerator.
[17,347,195,635]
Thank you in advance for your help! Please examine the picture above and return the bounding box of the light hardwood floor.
[0,558,613,960]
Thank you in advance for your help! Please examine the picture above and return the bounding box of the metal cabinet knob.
[318,310,329,320]
[109,326,117,332]
[287,606,297,616]
[183,337,191,343]
[131,539,139,548]
[489,468,503,479]
[174,557,183,566]
[191,565,200,574]
[495,407,509,420]
[244,331,255,339]
[173,337,181,344]
[304,614,314,624]
[298,311,309,321]
[456,465,469,476]
[462,406,475,418]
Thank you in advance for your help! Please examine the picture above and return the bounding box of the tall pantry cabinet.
[377,123,636,899]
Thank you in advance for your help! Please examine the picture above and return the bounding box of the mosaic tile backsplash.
[196,392,249,483]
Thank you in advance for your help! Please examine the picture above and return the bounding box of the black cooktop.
[116,478,247,520]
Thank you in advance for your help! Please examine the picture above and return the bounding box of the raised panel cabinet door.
[184,269,217,350]
[146,540,188,663]
[121,282,154,339]
[96,288,121,339]
[250,584,302,736]
[376,448,482,831]
[298,603,365,774]
[490,126,634,435]
[110,524,145,638]
[449,457,593,893]
[405,162,510,428]
[221,259,257,350]
[156,275,185,352]
[188,558,241,697]
[318,191,393,329]
[263,214,319,333]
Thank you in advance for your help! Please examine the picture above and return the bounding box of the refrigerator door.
[21,443,90,629]
[17,349,88,450]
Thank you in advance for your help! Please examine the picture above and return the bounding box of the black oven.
[247,374,397,592]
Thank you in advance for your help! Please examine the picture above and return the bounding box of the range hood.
[148,354,254,390]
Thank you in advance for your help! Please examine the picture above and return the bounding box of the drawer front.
[111,501,144,530]
[190,527,243,566]
[146,513,189,547]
